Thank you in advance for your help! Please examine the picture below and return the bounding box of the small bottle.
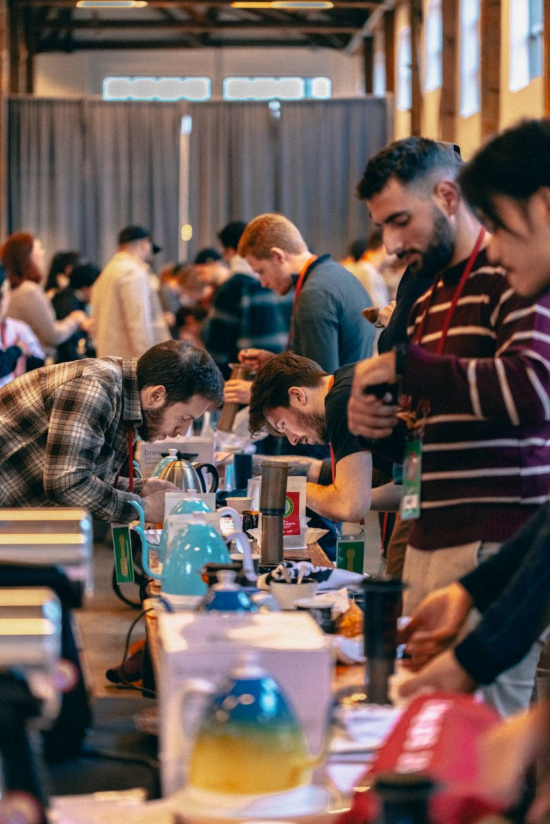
[337,522,364,573]
[200,411,215,439]
[374,772,435,824]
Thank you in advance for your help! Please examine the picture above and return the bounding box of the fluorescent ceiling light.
[76,0,148,8]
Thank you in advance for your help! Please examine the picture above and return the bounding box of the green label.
[400,435,422,521]
[112,524,135,584]
[337,538,364,573]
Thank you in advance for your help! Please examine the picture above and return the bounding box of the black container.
[374,772,435,824]
[363,577,406,705]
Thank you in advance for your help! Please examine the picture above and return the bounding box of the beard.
[400,207,455,278]
[138,402,168,443]
[294,408,327,444]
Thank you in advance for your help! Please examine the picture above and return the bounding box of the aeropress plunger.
[259,461,289,568]
[335,576,406,707]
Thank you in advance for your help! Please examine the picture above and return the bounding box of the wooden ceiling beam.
[43,20,361,31]
[38,35,351,47]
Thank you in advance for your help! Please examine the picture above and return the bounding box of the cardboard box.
[156,611,333,796]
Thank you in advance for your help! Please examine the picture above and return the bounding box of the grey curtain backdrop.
[8,96,390,267]
[8,98,185,267]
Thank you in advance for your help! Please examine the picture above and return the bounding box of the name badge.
[400,434,423,521]
[111,524,135,584]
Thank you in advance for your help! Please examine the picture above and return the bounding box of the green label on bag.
[112,524,135,584]
[400,435,423,521]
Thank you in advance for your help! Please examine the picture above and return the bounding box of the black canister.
[363,577,406,705]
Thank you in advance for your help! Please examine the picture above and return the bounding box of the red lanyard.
[327,376,336,483]
[0,322,5,348]
[115,426,134,493]
[286,255,318,351]
[413,227,486,353]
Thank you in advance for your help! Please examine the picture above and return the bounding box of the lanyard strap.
[115,426,134,493]
[286,255,318,351]
[327,376,336,483]
[413,227,486,354]
[0,322,5,349]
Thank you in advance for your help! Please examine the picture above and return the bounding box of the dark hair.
[137,340,224,407]
[175,305,208,326]
[460,119,550,230]
[349,238,368,261]
[357,137,464,201]
[1,233,42,288]
[218,221,247,252]
[45,251,79,292]
[194,247,222,265]
[249,352,327,436]
[70,262,100,290]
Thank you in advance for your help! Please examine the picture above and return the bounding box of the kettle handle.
[129,500,162,581]
[226,530,257,582]
[195,462,219,493]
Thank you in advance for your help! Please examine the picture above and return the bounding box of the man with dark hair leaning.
[0,339,224,525]
[347,135,550,716]
[249,352,371,523]
[395,119,550,700]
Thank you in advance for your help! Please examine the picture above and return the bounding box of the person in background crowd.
[395,119,550,702]
[91,225,170,359]
[202,220,292,379]
[0,340,224,524]
[249,352,371,524]
[52,262,100,363]
[342,231,390,309]
[1,233,88,361]
[44,250,80,299]
[175,305,208,349]
[158,262,186,335]
[0,264,44,387]
[193,247,230,297]
[176,262,213,309]
[347,136,550,717]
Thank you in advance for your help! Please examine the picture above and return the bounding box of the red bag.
[338,693,506,824]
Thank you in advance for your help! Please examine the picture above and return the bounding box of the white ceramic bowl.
[269,579,318,610]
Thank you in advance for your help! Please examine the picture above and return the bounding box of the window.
[103,77,211,102]
[373,50,386,97]
[396,26,412,111]
[459,0,480,118]
[424,0,442,92]
[509,0,543,92]
[222,76,331,101]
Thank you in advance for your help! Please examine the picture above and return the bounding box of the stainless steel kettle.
[157,451,219,493]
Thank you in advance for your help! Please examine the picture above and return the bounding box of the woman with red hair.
[1,233,87,359]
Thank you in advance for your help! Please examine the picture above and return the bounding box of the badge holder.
[400,403,429,522]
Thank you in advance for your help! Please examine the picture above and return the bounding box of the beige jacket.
[91,251,170,359]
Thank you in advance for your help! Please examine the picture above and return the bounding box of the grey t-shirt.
[290,256,375,373]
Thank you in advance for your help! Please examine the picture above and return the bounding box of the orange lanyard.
[0,322,5,348]
[327,376,335,483]
[115,426,134,493]
[286,255,318,351]
[413,228,486,353]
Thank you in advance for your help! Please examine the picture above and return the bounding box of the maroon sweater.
[400,248,550,550]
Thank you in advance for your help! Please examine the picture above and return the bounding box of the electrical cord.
[115,607,156,698]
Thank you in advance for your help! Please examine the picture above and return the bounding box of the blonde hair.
[238,214,308,260]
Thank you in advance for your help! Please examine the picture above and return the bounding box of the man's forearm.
[306,481,369,523]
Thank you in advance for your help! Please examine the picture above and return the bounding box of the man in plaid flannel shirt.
[0,340,223,523]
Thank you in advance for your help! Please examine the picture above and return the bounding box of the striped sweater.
[400,248,550,551]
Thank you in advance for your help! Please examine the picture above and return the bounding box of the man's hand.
[143,488,173,523]
[400,582,474,670]
[377,300,396,328]
[237,348,274,373]
[140,478,179,497]
[398,649,477,698]
[224,379,252,405]
[348,354,400,439]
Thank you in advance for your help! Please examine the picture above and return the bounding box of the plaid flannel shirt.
[0,357,145,522]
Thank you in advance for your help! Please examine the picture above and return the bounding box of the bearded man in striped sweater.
[348,137,550,716]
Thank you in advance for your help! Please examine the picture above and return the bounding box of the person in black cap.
[91,225,170,359]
